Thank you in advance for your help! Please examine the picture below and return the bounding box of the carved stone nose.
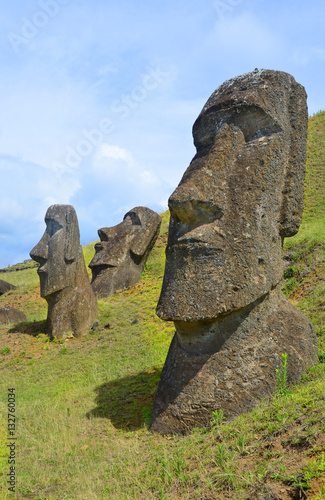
[30,232,49,265]
[169,188,223,226]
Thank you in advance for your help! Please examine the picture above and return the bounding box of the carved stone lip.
[168,240,224,254]
[94,262,118,271]
[174,237,206,245]
[93,264,116,270]
[171,236,224,247]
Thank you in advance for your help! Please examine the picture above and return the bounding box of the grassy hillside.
[0,112,325,499]
[282,111,325,361]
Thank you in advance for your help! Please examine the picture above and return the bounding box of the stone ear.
[279,81,308,238]
[64,207,80,262]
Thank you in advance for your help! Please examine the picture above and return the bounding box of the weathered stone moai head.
[89,206,161,298]
[30,205,97,339]
[151,70,318,434]
[157,69,307,327]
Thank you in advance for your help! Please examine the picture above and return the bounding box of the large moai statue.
[89,207,161,298]
[150,69,319,434]
[30,205,97,339]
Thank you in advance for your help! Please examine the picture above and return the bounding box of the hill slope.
[0,112,325,499]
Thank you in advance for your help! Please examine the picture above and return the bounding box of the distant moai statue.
[0,308,26,324]
[30,204,97,339]
[89,206,161,298]
[0,279,16,295]
[150,69,319,434]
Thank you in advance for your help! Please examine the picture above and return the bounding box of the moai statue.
[30,205,97,339]
[89,207,161,298]
[0,280,16,295]
[150,69,319,434]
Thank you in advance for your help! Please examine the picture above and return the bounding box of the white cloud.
[95,144,135,163]
[91,144,136,181]
[159,197,169,211]
[38,174,81,207]
[90,143,166,195]
[140,170,161,188]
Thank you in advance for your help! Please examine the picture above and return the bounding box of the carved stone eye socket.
[45,218,62,238]
[193,104,283,151]
[124,211,141,226]
[98,228,110,242]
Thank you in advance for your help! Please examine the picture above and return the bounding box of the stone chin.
[38,271,52,298]
[156,256,281,322]
[38,271,67,298]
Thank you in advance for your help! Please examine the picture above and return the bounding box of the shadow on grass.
[87,367,162,430]
[9,320,47,336]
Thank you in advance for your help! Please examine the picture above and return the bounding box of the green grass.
[282,111,325,361]
[0,113,325,498]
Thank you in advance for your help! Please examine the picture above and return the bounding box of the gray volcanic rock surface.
[30,204,97,339]
[89,206,161,298]
[0,279,16,295]
[0,307,27,324]
[151,284,318,434]
[151,69,318,434]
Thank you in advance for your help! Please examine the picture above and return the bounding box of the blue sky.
[0,0,324,268]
